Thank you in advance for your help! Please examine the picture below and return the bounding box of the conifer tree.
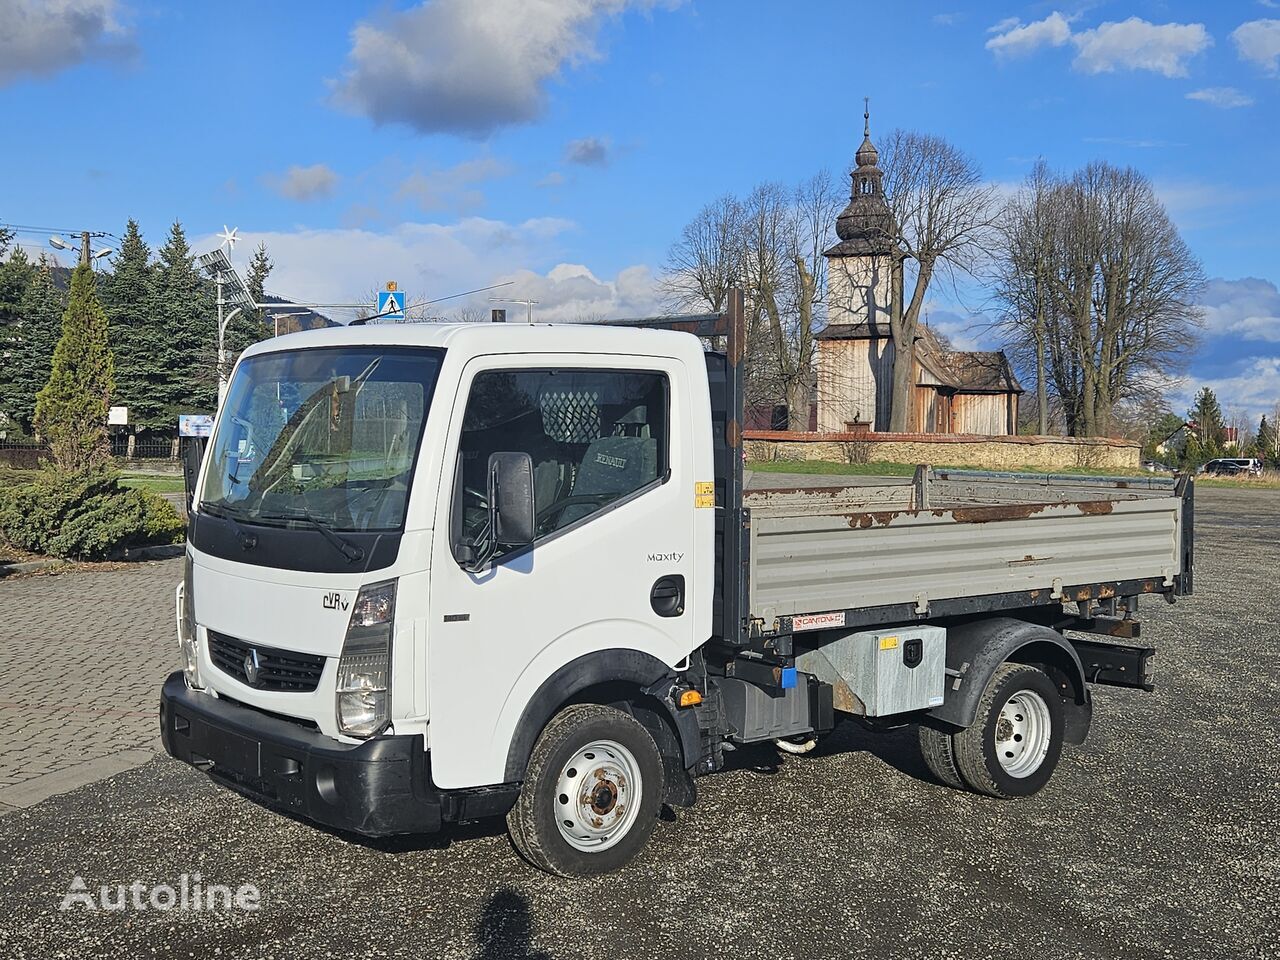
[151,222,215,420]
[1257,415,1277,464]
[1184,387,1226,466]
[34,263,116,471]
[4,256,65,434]
[1188,387,1225,447]
[0,244,36,429]
[102,219,164,430]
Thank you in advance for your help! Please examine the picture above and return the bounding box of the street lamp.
[48,231,113,266]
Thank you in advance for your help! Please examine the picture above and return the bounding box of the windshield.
[200,346,443,532]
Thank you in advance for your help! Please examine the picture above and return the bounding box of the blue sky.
[2,0,1278,420]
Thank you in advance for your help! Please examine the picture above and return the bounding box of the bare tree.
[661,175,840,430]
[994,162,1203,437]
[879,131,998,431]
[448,304,488,323]
[991,160,1057,434]
[660,193,744,314]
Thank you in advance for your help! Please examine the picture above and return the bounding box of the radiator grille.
[208,631,325,692]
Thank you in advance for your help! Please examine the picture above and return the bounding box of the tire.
[917,725,965,789]
[952,663,1065,798]
[507,703,664,877]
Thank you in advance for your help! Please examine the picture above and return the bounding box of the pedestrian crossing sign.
[377,289,406,320]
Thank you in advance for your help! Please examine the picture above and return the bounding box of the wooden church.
[816,110,1022,436]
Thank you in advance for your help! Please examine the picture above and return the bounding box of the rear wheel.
[507,703,664,876]
[952,663,1064,798]
[917,725,964,789]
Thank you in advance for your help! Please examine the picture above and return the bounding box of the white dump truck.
[161,290,1194,876]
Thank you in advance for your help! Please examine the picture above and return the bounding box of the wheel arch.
[928,617,1092,744]
[502,649,699,802]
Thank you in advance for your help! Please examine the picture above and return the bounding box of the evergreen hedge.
[0,468,184,560]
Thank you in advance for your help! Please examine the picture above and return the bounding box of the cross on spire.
[864,96,870,137]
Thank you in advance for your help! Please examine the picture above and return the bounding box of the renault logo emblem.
[243,649,261,685]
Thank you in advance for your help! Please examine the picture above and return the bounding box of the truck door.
[427,353,702,789]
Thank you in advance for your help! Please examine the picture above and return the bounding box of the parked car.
[1200,458,1262,477]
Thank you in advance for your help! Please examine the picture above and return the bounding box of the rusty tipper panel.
[747,489,1183,623]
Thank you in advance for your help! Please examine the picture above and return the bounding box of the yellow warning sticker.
[695,481,715,509]
[879,635,900,650]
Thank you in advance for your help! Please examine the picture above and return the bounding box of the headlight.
[336,579,396,738]
[177,553,203,689]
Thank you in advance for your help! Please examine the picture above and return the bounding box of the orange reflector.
[678,689,703,708]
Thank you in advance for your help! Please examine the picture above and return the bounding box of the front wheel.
[951,663,1065,798]
[507,703,664,876]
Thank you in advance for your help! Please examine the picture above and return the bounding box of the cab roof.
[238,321,702,362]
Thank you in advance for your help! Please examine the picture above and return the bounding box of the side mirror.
[488,451,535,547]
[183,437,207,513]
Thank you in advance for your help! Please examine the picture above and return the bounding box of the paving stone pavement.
[0,559,183,809]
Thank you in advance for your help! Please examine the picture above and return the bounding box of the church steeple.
[829,98,897,255]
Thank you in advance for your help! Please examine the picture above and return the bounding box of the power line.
[0,221,121,242]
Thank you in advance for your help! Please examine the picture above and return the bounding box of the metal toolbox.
[796,626,946,717]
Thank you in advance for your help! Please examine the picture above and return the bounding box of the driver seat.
[558,435,658,526]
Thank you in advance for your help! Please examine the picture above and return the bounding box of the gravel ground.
[0,487,1275,959]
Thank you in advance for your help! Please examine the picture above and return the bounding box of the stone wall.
[744,430,1141,471]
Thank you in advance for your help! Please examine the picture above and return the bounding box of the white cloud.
[330,0,681,137]
[1071,17,1211,77]
[395,156,509,214]
[932,12,961,27]
[537,171,567,188]
[265,164,340,202]
[1171,356,1280,419]
[564,136,611,166]
[985,12,1212,78]
[1186,86,1255,108]
[0,0,134,87]
[985,12,1072,58]
[1232,19,1280,73]
[1199,277,1280,343]
[481,263,663,322]
[922,305,988,351]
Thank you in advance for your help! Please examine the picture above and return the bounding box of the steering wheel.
[536,492,616,531]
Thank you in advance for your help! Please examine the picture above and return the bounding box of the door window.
[455,368,669,560]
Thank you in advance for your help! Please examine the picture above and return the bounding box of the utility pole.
[78,231,91,267]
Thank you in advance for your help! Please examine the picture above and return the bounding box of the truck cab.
[163,322,717,870]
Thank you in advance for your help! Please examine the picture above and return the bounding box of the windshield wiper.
[258,509,365,564]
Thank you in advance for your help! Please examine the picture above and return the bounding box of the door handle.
[650,575,685,618]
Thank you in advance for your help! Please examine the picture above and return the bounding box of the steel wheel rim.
[994,689,1052,778]
[553,739,642,852]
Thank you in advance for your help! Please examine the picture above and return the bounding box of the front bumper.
[160,672,442,836]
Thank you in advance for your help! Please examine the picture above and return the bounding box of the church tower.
[824,100,899,329]
[817,102,903,432]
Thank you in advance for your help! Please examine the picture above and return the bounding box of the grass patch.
[1196,475,1280,490]
[747,459,1151,479]
[118,475,185,495]
[0,465,37,494]
[747,459,918,477]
